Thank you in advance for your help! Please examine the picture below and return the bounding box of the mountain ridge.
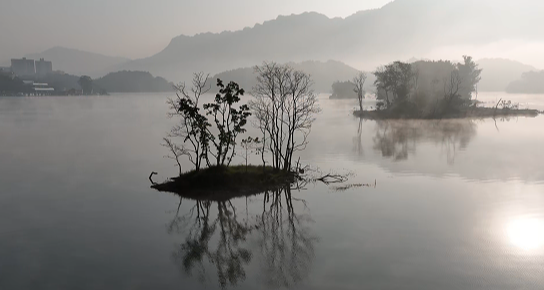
[26,47,130,78]
[117,0,543,82]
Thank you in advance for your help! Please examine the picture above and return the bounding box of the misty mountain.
[506,71,544,94]
[476,59,537,92]
[209,60,367,94]
[26,47,130,78]
[118,0,543,83]
[94,71,174,93]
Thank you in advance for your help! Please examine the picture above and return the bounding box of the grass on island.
[354,106,541,120]
[151,165,296,201]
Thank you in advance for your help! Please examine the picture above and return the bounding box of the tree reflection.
[256,187,317,288]
[353,118,364,156]
[372,120,477,164]
[168,186,316,289]
[170,199,252,288]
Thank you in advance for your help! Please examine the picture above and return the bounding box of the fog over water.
[1,93,543,289]
[2,0,544,289]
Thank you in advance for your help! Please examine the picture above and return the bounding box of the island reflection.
[369,119,477,164]
[167,186,317,289]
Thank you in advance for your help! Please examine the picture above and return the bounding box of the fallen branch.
[315,174,349,185]
[149,171,158,185]
[333,180,377,192]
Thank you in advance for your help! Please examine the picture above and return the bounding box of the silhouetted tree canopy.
[166,74,251,172]
[372,56,482,118]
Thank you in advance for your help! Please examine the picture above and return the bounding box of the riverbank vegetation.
[354,56,540,119]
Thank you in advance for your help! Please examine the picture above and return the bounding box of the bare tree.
[250,62,321,172]
[162,137,186,176]
[167,72,211,171]
[352,71,367,112]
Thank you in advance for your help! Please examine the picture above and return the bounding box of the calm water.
[1,92,543,289]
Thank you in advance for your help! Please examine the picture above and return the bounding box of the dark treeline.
[94,71,174,93]
[0,70,173,95]
[506,71,544,94]
[0,74,29,95]
[0,72,81,95]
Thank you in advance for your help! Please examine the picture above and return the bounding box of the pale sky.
[0,0,391,61]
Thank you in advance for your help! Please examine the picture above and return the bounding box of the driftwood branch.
[315,174,348,185]
[149,171,158,185]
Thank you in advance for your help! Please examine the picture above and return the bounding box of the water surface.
[0,92,543,289]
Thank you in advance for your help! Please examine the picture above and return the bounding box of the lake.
[1,92,543,289]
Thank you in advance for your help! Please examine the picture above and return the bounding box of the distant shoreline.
[354,107,541,120]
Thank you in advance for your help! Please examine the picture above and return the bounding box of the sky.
[0,0,391,62]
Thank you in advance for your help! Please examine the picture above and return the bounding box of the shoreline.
[353,107,541,120]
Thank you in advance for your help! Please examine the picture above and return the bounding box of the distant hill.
[506,71,544,94]
[118,0,543,82]
[26,47,130,78]
[476,59,537,92]
[209,60,369,94]
[94,71,174,93]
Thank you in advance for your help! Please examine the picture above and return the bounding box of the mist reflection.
[372,120,477,164]
[167,186,316,289]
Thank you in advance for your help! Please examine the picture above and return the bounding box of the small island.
[353,56,541,119]
[152,165,296,201]
[152,64,321,198]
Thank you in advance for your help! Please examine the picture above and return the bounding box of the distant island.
[329,81,357,99]
[94,71,174,93]
[506,71,544,94]
[476,58,537,92]
[354,56,541,120]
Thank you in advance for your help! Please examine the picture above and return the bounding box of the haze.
[0,0,390,61]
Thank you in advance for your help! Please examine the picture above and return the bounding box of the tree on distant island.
[78,76,93,95]
[370,56,483,118]
[330,81,356,99]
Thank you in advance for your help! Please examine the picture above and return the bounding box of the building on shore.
[11,58,36,76]
[35,58,53,76]
[10,58,53,77]
[20,81,56,96]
